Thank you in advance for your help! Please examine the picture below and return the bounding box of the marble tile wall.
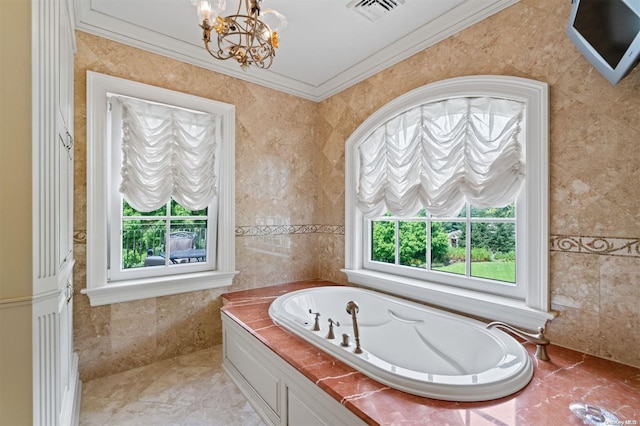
[73,0,640,381]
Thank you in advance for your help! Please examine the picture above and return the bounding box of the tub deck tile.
[221,280,640,425]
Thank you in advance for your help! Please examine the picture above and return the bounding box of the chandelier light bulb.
[212,0,226,14]
[197,1,212,21]
[195,0,226,23]
[261,9,287,34]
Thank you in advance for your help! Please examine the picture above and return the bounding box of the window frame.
[106,97,219,281]
[343,75,554,330]
[109,200,216,282]
[364,202,523,299]
[83,71,237,306]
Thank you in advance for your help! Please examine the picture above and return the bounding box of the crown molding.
[74,0,519,102]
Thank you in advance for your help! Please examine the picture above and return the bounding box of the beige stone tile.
[521,0,572,18]
[76,335,114,382]
[599,256,640,317]
[78,396,125,426]
[549,94,640,225]
[550,251,600,312]
[315,234,348,286]
[200,371,255,411]
[555,57,640,132]
[451,2,580,84]
[599,310,640,368]
[73,291,111,342]
[181,403,265,426]
[236,151,317,225]
[174,345,222,368]
[81,357,173,403]
[550,165,640,237]
[321,160,345,212]
[74,31,102,71]
[319,95,348,129]
[598,309,640,367]
[234,233,319,290]
[549,168,603,235]
[597,255,640,365]
[110,299,157,355]
[79,347,262,425]
[103,400,194,426]
[155,290,222,359]
[547,304,600,356]
[138,365,221,407]
[322,130,347,170]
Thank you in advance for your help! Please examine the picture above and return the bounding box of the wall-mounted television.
[566,0,640,85]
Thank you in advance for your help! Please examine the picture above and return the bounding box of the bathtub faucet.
[309,309,321,331]
[346,301,363,354]
[327,318,340,339]
[487,321,550,361]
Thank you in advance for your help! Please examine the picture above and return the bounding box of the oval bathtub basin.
[268,286,533,402]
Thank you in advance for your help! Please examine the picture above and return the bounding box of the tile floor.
[79,345,265,425]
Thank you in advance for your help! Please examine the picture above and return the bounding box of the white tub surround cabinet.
[31,0,80,423]
[221,313,365,426]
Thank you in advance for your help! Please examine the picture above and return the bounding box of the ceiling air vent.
[346,0,407,22]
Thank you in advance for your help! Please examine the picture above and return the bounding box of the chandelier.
[192,0,286,70]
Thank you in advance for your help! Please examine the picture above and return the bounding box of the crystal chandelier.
[192,0,286,70]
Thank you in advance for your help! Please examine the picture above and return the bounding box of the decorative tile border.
[235,224,345,237]
[75,227,639,258]
[550,235,640,258]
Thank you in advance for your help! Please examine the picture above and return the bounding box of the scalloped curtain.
[117,97,218,212]
[357,97,525,218]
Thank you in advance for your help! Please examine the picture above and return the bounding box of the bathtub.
[268,286,533,402]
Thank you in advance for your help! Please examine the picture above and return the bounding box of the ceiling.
[74,0,518,101]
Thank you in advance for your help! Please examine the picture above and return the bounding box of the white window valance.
[356,97,525,218]
[117,97,218,212]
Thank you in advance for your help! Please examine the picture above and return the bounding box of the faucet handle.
[309,309,321,331]
[340,333,350,347]
[326,318,340,339]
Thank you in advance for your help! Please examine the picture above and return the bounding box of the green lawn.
[433,261,515,283]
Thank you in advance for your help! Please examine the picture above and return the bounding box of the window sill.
[81,270,238,306]
[341,269,555,331]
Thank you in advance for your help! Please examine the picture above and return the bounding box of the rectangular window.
[366,202,518,295]
[84,71,236,306]
[107,95,219,282]
[115,199,213,271]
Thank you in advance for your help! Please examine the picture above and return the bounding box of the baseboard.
[60,353,82,426]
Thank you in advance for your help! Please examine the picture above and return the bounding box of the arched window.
[344,76,554,330]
